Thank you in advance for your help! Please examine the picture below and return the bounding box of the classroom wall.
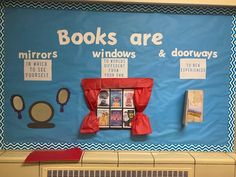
[1,0,235,152]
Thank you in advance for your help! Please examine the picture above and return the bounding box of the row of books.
[97,89,135,129]
[97,108,135,128]
[98,89,134,108]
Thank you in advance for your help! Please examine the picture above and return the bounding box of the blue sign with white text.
[1,3,235,151]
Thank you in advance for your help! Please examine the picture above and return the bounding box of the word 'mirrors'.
[57,27,163,46]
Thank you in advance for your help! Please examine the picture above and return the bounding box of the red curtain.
[80,89,100,134]
[131,88,152,135]
[80,78,153,135]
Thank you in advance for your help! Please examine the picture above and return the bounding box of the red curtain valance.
[80,78,154,135]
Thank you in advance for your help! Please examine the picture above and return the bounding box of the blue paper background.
[3,8,232,148]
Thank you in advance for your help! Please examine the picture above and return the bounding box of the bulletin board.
[0,1,235,151]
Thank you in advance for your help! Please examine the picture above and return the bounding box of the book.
[123,109,135,128]
[97,109,110,128]
[183,90,204,125]
[110,89,122,108]
[97,89,110,108]
[123,89,134,108]
[110,109,122,128]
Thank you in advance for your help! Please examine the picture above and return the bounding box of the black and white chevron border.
[3,142,229,152]
[228,15,236,152]
[0,2,5,150]
[1,0,236,15]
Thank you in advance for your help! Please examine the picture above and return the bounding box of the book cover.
[123,89,134,108]
[123,109,135,128]
[110,109,122,128]
[111,89,122,108]
[183,90,204,125]
[97,89,110,108]
[97,109,110,128]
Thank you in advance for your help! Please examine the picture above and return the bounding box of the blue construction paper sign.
[0,2,235,151]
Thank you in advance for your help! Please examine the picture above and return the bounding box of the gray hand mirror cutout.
[11,95,25,119]
[56,88,70,112]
